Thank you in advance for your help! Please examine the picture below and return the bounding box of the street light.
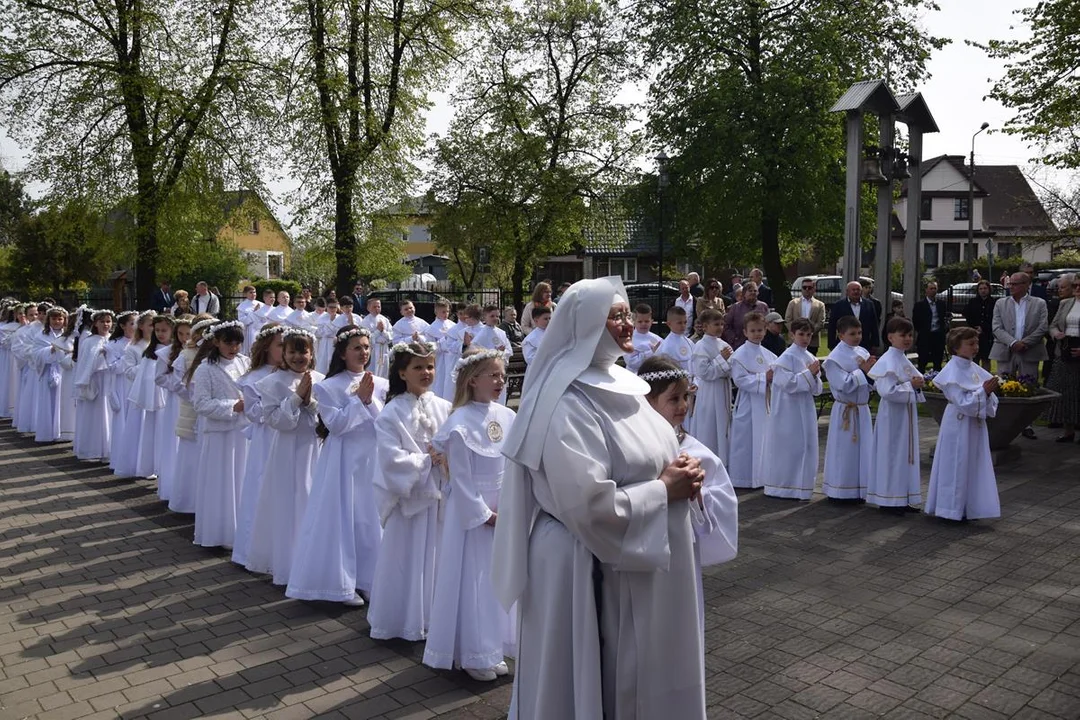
[967,122,989,263]
[655,151,669,319]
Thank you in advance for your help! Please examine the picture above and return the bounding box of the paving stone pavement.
[2,417,1080,719]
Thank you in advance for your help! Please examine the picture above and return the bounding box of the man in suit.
[784,277,826,355]
[350,281,366,314]
[151,281,173,314]
[828,281,879,352]
[912,281,948,371]
[749,268,773,308]
[191,281,221,316]
[991,272,1049,380]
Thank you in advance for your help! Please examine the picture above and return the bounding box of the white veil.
[493,276,635,609]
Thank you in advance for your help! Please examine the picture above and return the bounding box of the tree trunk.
[511,241,527,311]
[760,203,789,311]
[132,185,160,310]
[334,180,356,295]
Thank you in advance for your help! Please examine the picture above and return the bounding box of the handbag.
[1061,336,1080,363]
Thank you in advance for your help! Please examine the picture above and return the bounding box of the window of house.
[997,242,1019,259]
[954,198,970,221]
[923,243,939,268]
[942,242,961,265]
[267,253,283,279]
[250,217,260,234]
[598,257,637,282]
[920,197,932,220]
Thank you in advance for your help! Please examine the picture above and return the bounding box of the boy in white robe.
[762,318,823,500]
[728,312,776,489]
[236,285,263,353]
[687,308,733,464]
[656,306,694,377]
[622,304,662,373]
[424,301,456,398]
[469,305,513,404]
[925,327,1001,521]
[285,297,316,332]
[264,291,292,324]
[314,299,348,373]
[868,317,925,512]
[438,305,481,400]
[360,298,392,378]
[392,300,431,345]
[521,305,550,366]
[822,316,875,501]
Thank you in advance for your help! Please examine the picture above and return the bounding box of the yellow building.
[216,191,291,281]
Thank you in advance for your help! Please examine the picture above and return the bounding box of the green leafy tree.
[640,0,947,309]
[279,0,482,295]
[977,0,1080,169]
[429,0,641,307]
[0,0,273,306]
[4,199,119,297]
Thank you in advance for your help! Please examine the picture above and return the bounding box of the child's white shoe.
[343,593,365,607]
[493,661,509,676]
[465,667,497,682]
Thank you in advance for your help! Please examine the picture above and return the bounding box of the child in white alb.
[638,355,738,636]
[727,312,777,489]
[761,318,822,500]
[687,308,733,465]
[622,304,662,373]
[287,326,387,606]
[392,300,431,345]
[822,316,875,501]
[368,341,451,642]
[656,306,694,377]
[73,311,114,462]
[520,305,551,366]
[925,327,1000,521]
[867,317,925,513]
[423,349,515,681]
[360,298,392,378]
[424,301,456,397]
[154,317,189,502]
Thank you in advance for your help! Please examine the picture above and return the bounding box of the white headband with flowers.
[450,348,503,382]
[390,341,436,359]
[638,368,691,383]
[209,320,244,335]
[282,327,316,342]
[255,324,287,341]
[335,327,371,345]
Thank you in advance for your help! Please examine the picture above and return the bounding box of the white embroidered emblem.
[487,421,503,443]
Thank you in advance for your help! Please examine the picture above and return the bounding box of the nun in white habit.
[492,276,708,720]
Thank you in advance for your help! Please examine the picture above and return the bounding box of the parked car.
[790,275,903,318]
[942,282,1007,314]
[364,289,451,324]
[623,282,682,335]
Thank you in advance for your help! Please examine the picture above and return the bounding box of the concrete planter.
[923,388,1062,451]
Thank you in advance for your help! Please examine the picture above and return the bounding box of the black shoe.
[904,505,922,513]
[1055,434,1076,443]
[1022,427,1037,440]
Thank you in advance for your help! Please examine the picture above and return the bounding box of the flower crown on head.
[209,320,243,335]
[190,318,217,335]
[91,309,115,321]
[138,309,156,320]
[116,310,138,322]
[282,327,316,342]
[638,368,691,383]
[391,341,436,360]
[335,327,371,345]
[450,348,502,383]
[255,324,286,341]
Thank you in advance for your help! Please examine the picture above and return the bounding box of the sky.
[1,0,1073,212]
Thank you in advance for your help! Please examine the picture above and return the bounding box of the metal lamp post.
[967,122,989,263]
[656,151,669,317]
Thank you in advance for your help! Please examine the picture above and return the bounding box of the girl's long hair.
[246,323,282,373]
[133,311,155,344]
[109,311,137,341]
[167,317,193,371]
[451,351,504,411]
[42,307,68,334]
[386,341,435,403]
[144,315,175,359]
[325,326,369,379]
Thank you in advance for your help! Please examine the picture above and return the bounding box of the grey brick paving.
[2,418,1080,719]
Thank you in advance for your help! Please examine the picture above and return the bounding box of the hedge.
[926,253,1080,289]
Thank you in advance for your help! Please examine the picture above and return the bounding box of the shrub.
[253,279,302,299]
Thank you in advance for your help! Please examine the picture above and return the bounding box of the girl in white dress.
[32,307,74,443]
[73,311,114,461]
[106,311,136,474]
[154,317,190,502]
[287,326,386,605]
[130,315,174,479]
[367,340,451,642]
[168,315,217,513]
[14,303,44,433]
[0,304,25,419]
[925,327,1001,522]
[423,348,515,681]
[687,308,733,464]
[638,355,739,636]
[188,321,250,548]
[231,323,285,567]
[246,329,324,585]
